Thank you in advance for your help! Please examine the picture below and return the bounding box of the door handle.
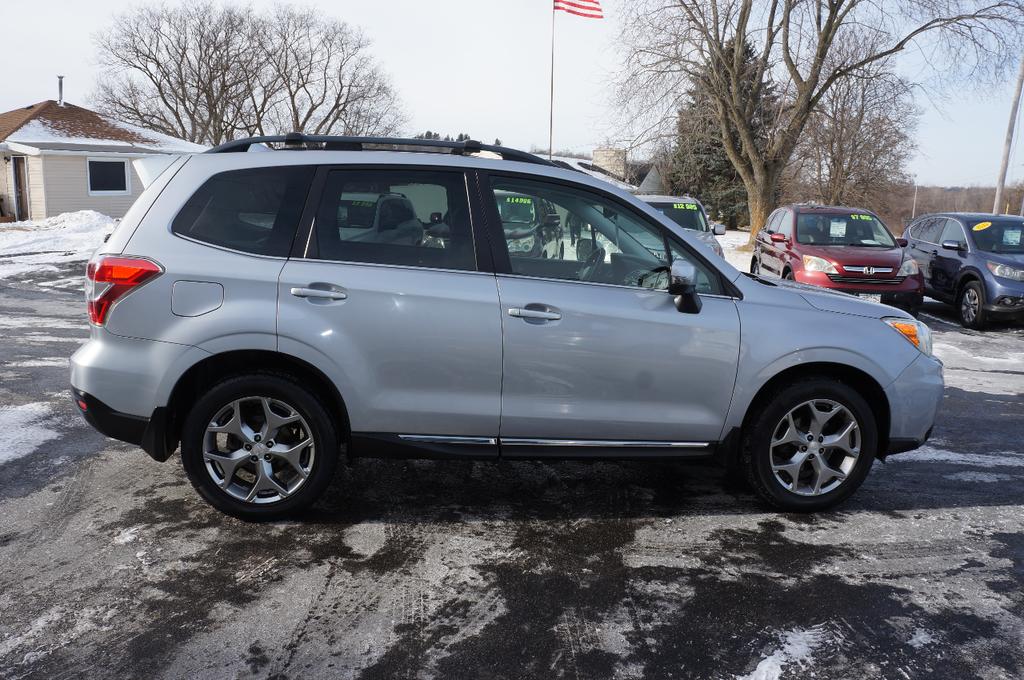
[508,307,561,321]
[291,287,347,300]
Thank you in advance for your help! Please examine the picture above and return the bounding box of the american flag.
[553,0,604,19]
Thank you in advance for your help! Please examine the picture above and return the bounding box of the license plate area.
[858,293,882,303]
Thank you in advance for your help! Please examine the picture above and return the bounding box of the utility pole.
[993,55,1024,215]
[912,179,918,218]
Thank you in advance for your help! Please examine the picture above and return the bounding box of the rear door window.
[172,166,314,256]
[311,169,476,271]
[915,218,942,243]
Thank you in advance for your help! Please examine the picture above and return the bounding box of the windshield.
[796,212,896,248]
[650,202,709,232]
[968,219,1024,253]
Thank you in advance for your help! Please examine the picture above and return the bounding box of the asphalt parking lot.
[1,262,1023,680]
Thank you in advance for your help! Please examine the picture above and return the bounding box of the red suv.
[751,204,924,313]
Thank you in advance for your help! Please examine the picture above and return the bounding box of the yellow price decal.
[673,203,699,210]
[506,196,532,204]
[972,221,992,231]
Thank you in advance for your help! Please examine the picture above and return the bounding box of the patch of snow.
[9,118,205,153]
[943,471,1016,483]
[890,445,1024,468]
[5,358,69,368]
[113,526,142,545]
[0,402,60,465]
[737,627,826,680]
[0,210,114,280]
[719,229,753,272]
[907,628,936,648]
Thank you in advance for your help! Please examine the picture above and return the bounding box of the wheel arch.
[732,361,891,463]
[163,349,352,457]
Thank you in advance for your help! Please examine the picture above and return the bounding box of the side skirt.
[350,432,718,462]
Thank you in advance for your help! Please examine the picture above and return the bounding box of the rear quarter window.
[171,166,314,256]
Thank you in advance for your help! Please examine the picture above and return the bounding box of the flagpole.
[548,2,555,161]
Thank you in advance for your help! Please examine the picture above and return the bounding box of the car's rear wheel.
[180,374,338,520]
[742,378,877,512]
[957,280,988,329]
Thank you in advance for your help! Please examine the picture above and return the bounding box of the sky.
[1,0,1021,187]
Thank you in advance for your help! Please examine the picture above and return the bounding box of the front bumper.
[983,276,1024,315]
[795,270,924,295]
[883,353,944,456]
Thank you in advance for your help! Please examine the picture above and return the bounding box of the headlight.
[507,234,536,253]
[897,258,919,276]
[802,255,838,274]
[987,261,1024,281]
[883,317,933,356]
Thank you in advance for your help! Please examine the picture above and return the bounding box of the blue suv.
[903,213,1024,329]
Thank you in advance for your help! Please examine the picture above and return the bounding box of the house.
[0,100,204,221]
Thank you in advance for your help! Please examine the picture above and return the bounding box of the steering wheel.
[577,246,606,282]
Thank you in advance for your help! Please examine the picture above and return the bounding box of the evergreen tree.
[664,39,777,229]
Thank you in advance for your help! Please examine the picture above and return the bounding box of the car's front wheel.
[743,378,877,512]
[958,280,988,329]
[180,374,339,520]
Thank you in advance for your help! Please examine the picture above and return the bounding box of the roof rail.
[205,134,554,166]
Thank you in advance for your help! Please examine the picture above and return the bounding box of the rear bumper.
[72,389,172,461]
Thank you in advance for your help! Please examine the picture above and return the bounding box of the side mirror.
[668,260,702,314]
[897,237,908,248]
[713,223,726,236]
[576,239,594,261]
[770,233,787,243]
[941,239,965,251]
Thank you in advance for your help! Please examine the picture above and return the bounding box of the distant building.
[0,100,203,221]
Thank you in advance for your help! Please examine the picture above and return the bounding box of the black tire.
[957,280,988,329]
[180,373,339,521]
[742,378,877,512]
[783,269,795,281]
[750,257,759,275]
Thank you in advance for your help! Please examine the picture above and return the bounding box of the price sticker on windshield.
[348,200,375,207]
[506,196,532,205]
[1005,229,1022,246]
[850,214,872,221]
[973,221,992,231]
[673,203,699,210]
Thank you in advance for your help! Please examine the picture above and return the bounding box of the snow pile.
[719,229,753,272]
[0,211,115,280]
[737,627,826,680]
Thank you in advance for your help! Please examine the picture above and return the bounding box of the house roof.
[0,100,204,153]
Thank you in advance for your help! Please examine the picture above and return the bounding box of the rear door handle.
[291,287,347,300]
[508,307,561,321]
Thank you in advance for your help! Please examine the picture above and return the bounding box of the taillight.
[85,255,162,325]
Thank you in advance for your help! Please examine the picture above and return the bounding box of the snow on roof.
[549,155,638,192]
[0,100,204,154]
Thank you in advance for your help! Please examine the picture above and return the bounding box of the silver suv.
[70,135,943,519]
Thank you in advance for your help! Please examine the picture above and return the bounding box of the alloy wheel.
[203,396,315,504]
[961,287,980,325]
[769,399,860,496]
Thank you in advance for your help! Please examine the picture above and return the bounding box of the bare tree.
[788,61,918,208]
[93,2,405,145]
[250,6,404,137]
[94,2,254,145]
[616,0,1024,243]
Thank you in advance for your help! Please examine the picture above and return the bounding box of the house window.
[87,159,130,195]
